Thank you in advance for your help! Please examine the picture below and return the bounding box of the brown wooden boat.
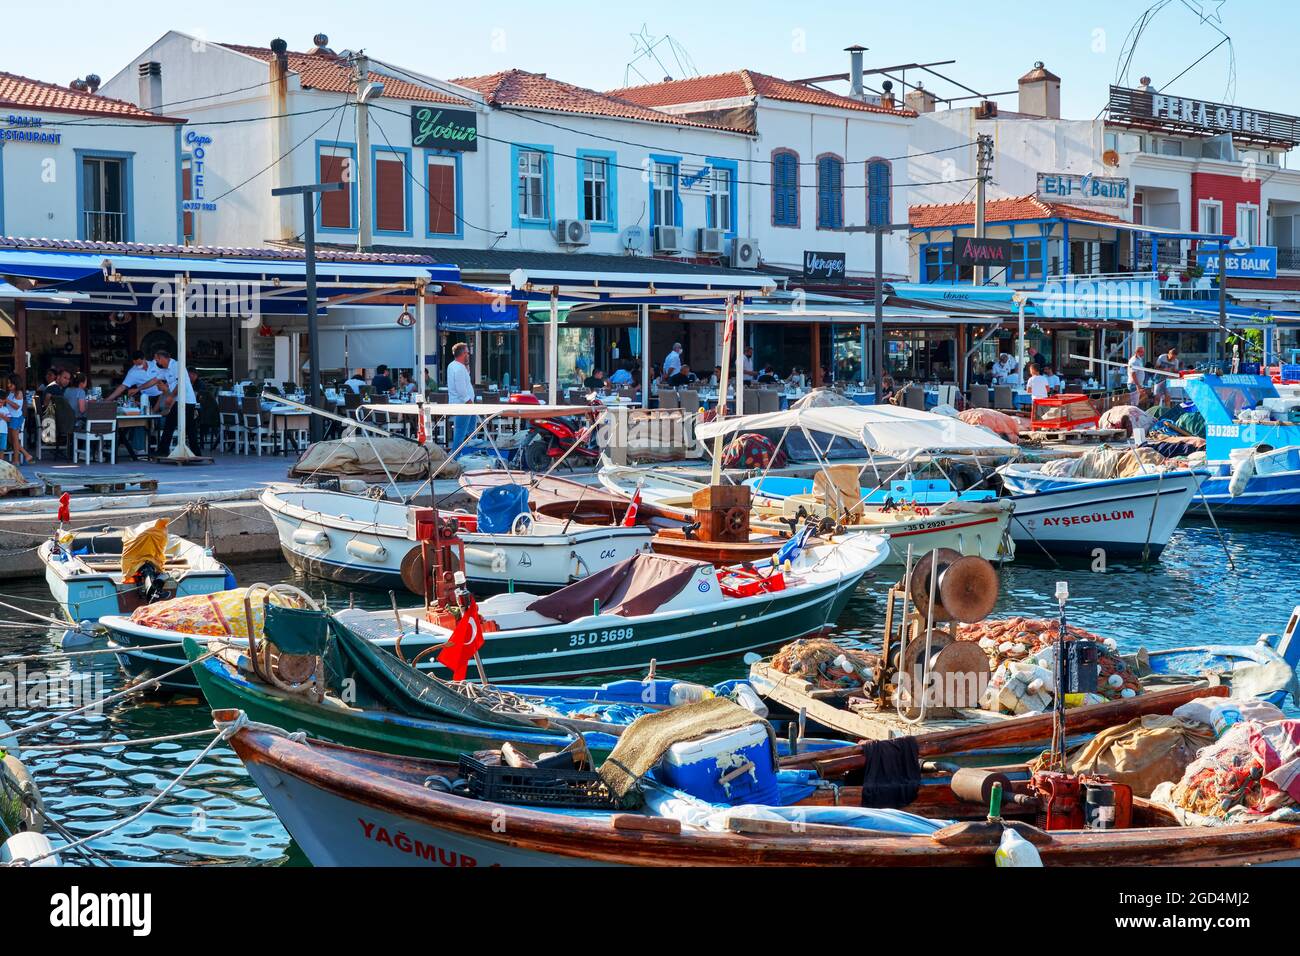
[223,701,1300,867]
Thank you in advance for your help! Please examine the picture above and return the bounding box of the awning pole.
[167,273,198,461]
[548,288,559,405]
[710,296,737,486]
[416,284,427,398]
[640,303,650,402]
[735,296,746,417]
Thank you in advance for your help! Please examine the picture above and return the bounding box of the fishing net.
[957,408,1020,444]
[957,617,1142,701]
[129,587,309,638]
[770,638,878,690]
[722,433,786,470]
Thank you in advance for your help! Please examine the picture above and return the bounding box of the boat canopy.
[695,404,1017,456]
[362,402,594,419]
[526,552,703,624]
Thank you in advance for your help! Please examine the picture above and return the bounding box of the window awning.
[510,267,775,305]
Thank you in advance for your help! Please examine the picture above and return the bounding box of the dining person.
[757,364,780,385]
[1043,364,1062,394]
[344,369,368,394]
[2,374,33,465]
[788,367,807,389]
[396,370,415,399]
[742,346,756,383]
[63,372,89,422]
[446,342,475,455]
[371,365,393,396]
[608,364,633,386]
[668,364,696,388]
[662,343,683,381]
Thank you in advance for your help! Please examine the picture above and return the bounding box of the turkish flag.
[622,486,642,527]
[57,493,71,525]
[436,600,485,681]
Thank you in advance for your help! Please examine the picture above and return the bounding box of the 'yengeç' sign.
[1037,172,1129,207]
[411,107,478,151]
[1196,246,1278,280]
[802,250,846,283]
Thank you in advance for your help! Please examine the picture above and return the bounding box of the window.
[374,148,409,234]
[816,154,843,229]
[581,156,609,223]
[866,158,892,226]
[1009,239,1044,280]
[517,149,549,222]
[81,155,127,242]
[1133,190,1144,225]
[426,154,459,237]
[1157,137,1184,157]
[1237,203,1260,245]
[1199,199,1223,235]
[921,243,972,283]
[318,145,354,230]
[707,164,734,232]
[1104,130,1144,155]
[652,161,678,228]
[771,150,798,226]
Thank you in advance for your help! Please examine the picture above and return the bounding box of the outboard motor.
[134,561,168,603]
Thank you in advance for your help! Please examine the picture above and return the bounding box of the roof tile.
[453,69,749,132]
[609,70,916,117]
[909,195,1127,229]
[220,44,469,104]
[0,71,182,122]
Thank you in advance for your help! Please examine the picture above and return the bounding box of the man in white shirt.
[1127,346,1147,407]
[135,349,182,456]
[991,352,1016,383]
[1025,364,1051,401]
[344,369,367,394]
[742,346,755,383]
[446,342,475,454]
[662,343,683,381]
[1153,348,1179,403]
[1044,364,1062,393]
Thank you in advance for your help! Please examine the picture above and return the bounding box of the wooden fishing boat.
[223,707,1300,867]
[107,535,890,685]
[38,527,231,623]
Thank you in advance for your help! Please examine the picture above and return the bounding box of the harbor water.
[2,520,1297,866]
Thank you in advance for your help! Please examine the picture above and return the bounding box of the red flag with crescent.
[436,599,485,681]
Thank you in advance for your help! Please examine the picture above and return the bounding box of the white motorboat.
[260,486,654,592]
[38,528,231,622]
[997,461,1204,559]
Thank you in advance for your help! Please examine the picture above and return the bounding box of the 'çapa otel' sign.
[1037,172,1130,208]
[411,107,478,152]
[803,251,846,283]
[954,236,1013,268]
[1107,85,1300,148]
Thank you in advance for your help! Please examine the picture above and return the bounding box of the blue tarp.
[437,302,520,331]
[476,484,530,534]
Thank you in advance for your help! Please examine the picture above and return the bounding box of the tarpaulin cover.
[290,435,455,480]
[270,608,541,730]
[476,484,530,535]
[121,518,168,579]
[130,587,308,638]
[1065,715,1215,797]
[526,552,700,624]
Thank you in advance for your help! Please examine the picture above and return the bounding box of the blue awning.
[436,302,520,331]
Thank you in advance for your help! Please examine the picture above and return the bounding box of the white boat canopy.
[361,402,594,419]
[695,404,1017,456]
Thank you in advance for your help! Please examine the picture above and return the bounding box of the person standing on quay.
[1127,345,1147,407]
[447,342,475,455]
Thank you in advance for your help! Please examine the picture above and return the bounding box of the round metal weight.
[907,548,962,620]
[927,642,991,708]
[272,652,318,686]
[400,547,427,596]
[937,555,1000,623]
[899,630,953,701]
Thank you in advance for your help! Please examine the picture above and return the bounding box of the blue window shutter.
[868,160,892,227]
[818,156,842,228]
[773,152,797,226]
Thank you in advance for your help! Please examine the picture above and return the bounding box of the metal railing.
[83,210,126,243]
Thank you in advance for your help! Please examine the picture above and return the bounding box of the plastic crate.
[457,754,620,809]
[1029,393,1099,430]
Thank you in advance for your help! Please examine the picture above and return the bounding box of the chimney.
[878,80,895,110]
[138,61,163,112]
[1017,60,1060,119]
[905,81,938,114]
[84,74,101,94]
[268,39,294,241]
[845,44,866,101]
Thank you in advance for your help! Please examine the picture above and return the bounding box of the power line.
[210,102,350,204]
[51,75,286,127]
[30,104,347,131]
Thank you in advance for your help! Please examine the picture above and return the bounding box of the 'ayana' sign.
[2,114,61,144]
[803,251,846,283]
[1037,172,1129,207]
[954,236,1013,267]
[411,107,478,151]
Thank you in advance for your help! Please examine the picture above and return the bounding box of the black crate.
[457,754,620,809]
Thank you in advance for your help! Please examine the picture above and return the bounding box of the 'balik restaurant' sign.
[411,106,478,151]
[1108,85,1300,148]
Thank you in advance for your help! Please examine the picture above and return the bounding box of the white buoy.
[61,627,95,650]
[0,831,59,867]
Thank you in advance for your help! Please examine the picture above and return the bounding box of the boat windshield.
[1209,376,1277,417]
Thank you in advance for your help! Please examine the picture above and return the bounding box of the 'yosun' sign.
[411,107,478,151]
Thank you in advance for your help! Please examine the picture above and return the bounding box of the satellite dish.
[622,226,645,251]
[1102,149,1120,168]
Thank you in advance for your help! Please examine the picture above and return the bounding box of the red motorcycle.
[509,393,602,472]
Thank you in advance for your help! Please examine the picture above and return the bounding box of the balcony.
[83,210,126,243]
[1278,247,1300,272]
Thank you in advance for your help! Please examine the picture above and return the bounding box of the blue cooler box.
[656,723,780,806]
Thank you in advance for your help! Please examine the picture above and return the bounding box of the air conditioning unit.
[730,237,759,269]
[555,219,591,246]
[654,225,682,254]
[697,227,727,256]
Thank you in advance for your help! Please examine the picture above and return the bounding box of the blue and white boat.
[746,475,997,514]
[1181,374,1300,519]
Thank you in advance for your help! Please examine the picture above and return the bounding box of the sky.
[7,0,1299,120]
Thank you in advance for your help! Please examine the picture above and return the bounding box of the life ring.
[511,511,535,536]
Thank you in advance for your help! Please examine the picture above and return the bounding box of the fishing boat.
[261,485,654,592]
[996,462,1204,559]
[222,706,1300,866]
[107,533,889,685]
[38,526,232,623]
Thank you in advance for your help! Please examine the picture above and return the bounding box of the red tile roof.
[220,44,469,104]
[453,69,749,132]
[609,70,916,117]
[909,195,1128,229]
[0,234,443,263]
[0,71,182,122]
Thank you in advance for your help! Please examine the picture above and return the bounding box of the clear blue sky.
[10,0,1298,119]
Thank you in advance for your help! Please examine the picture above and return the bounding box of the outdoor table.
[114,412,162,461]
[263,404,313,454]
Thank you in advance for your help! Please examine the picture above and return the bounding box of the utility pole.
[353,54,385,252]
[844,220,910,403]
[973,133,994,288]
[273,181,347,442]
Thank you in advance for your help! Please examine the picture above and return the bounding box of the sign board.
[1,114,61,144]
[410,106,478,151]
[954,236,1013,268]
[1037,172,1130,207]
[803,250,846,283]
[1196,246,1279,280]
[180,130,217,213]
[1107,85,1300,148]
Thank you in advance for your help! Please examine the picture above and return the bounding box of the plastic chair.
[968,386,991,409]
[242,396,281,456]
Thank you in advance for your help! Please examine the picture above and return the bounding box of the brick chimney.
[905,81,938,114]
[1018,61,1060,118]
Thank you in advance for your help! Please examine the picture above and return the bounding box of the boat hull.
[1192,467,1300,520]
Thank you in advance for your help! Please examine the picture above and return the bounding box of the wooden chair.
[993,386,1015,411]
[968,386,992,409]
[73,401,117,465]
[218,395,246,453]
[242,396,280,456]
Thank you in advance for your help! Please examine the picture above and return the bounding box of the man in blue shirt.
[609,366,633,386]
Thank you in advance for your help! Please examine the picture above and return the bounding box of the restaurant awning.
[509,267,775,305]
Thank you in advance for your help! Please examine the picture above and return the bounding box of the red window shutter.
[319,154,351,229]
[376,157,406,232]
[182,164,194,240]
[427,161,456,235]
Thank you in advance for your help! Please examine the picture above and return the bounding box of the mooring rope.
[16,728,218,752]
